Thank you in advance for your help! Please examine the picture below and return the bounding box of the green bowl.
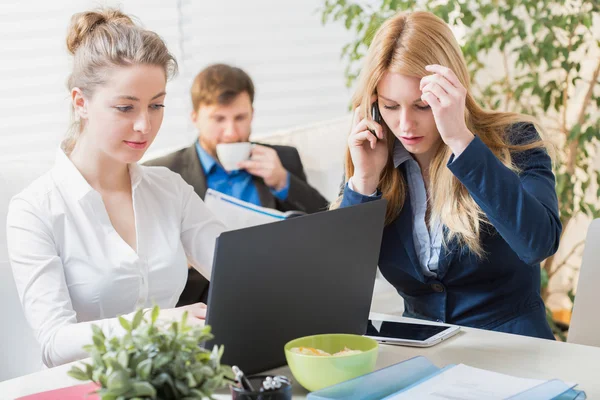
[284,333,379,392]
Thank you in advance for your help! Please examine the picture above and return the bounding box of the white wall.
[0,0,352,163]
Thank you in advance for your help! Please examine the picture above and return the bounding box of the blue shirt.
[392,141,443,278]
[195,142,289,207]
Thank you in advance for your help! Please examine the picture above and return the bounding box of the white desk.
[1,313,598,399]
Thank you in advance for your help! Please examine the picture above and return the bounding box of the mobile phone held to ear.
[372,101,382,124]
[369,102,382,139]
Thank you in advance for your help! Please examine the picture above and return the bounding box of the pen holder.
[230,375,292,400]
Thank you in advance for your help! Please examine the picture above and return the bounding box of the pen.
[263,375,287,390]
[232,365,255,392]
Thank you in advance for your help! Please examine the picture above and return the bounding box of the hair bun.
[66,8,134,55]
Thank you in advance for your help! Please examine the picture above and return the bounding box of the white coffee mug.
[216,142,252,172]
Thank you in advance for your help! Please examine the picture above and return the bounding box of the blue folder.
[306,356,586,400]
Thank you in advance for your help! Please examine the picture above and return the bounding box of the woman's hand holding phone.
[348,98,388,196]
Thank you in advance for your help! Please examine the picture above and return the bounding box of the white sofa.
[0,115,403,381]
[0,161,46,381]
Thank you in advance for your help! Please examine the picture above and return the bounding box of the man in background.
[146,64,329,305]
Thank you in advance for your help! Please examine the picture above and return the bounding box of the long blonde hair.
[334,11,551,257]
[64,8,178,153]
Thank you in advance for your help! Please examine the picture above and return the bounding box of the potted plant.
[68,306,229,399]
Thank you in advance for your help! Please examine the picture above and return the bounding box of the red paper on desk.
[16,382,100,399]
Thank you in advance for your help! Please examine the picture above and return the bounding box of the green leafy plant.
[68,306,229,399]
[320,0,600,337]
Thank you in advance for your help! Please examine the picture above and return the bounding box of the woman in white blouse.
[6,8,226,367]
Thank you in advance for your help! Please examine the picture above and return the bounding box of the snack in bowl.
[284,333,378,391]
[290,346,363,357]
[333,346,363,356]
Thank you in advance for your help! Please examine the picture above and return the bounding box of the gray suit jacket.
[144,143,329,214]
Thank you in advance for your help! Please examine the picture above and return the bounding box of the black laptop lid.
[204,199,387,374]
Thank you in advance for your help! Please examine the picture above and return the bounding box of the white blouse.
[6,150,226,367]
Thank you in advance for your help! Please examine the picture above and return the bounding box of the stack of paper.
[387,364,582,400]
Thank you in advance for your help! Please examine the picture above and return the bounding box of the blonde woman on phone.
[6,9,225,367]
[335,11,561,339]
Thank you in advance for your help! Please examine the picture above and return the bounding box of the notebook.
[16,382,99,400]
[307,356,586,400]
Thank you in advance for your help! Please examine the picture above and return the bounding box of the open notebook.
[307,356,586,400]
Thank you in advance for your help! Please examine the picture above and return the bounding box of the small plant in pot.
[68,306,229,399]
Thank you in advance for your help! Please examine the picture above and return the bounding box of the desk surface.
[1,313,598,399]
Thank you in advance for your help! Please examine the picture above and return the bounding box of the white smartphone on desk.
[365,319,461,347]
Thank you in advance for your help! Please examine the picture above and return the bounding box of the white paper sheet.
[204,189,286,230]
[387,364,552,400]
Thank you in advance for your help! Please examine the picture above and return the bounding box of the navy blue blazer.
[341,124,561,339]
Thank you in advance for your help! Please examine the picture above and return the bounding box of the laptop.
[204,199,387,374]
[568,218,600,347]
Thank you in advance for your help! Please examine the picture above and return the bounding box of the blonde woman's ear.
[71,87,87,119]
